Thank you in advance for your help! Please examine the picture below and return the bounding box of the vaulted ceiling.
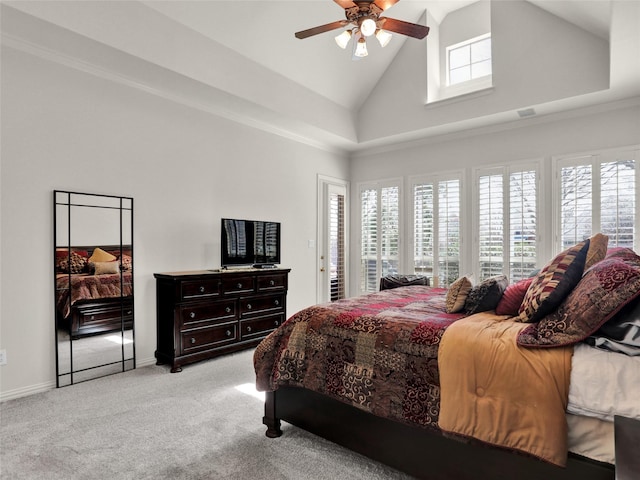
[2,1,638,154]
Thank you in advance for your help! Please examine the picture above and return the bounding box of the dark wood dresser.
[154,268,290,372]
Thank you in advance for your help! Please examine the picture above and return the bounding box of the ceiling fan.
[295,0,430,58]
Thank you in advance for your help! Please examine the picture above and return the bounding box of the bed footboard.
[263,387,615,480]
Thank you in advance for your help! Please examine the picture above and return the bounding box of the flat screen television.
[221,218,281,268]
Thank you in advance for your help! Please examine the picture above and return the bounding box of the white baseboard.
[0,380,56,403]
[1,356,158,402]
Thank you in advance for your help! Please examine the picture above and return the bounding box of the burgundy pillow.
[495,277,533,316]
[518,249,640,347]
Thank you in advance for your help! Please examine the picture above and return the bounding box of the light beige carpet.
[0,349,413,480]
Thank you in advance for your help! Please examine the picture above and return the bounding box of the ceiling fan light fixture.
[376,29,392,47]
[360,17,377,37]
[334,29,352,49]
[354,37,368,58]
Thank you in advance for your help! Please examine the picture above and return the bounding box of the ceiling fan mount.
[295,0,430,47]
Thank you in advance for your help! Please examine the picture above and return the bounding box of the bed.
[55,245,133,338]
[254,237,640,479]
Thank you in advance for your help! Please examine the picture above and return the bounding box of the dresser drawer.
[179,301,236,327]
[180,279,220,301]
[257,274,287,292]
[239,294,284,317]
[240,314,284,341]
[181,323,237,354]
[221,276,255,295]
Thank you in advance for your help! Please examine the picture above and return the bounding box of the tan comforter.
[438,314,573,466]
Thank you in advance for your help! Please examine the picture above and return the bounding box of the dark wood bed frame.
[263,387,615,480]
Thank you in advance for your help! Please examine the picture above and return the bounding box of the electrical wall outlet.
[0,349,6,366]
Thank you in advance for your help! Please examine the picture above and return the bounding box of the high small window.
[447,34,492,86]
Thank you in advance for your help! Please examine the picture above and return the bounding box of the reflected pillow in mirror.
[93,261,120,275]
[89,247,117,263]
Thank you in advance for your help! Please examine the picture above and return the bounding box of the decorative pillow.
[93,261,120,275]
[586,295,640,356]
[495,277,534,316]
[445,275,474,313]
[517,239,590,323]
[56,251,87,274]
[585,233,608,270]
[464,275,508,314]
[89,247,117,263]
[120,254,133,271]
[518,251,640,347]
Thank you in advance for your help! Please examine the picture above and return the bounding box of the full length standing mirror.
[54,190,135,387]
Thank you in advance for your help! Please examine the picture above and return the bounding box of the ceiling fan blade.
[379,17,430,39]
[374,0,400,11]
[333,0,357,9]
[295,20,350,39]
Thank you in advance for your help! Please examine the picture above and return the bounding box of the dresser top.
[154,268,290,279]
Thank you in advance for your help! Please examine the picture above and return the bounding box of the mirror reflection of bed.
[54,191,135,387]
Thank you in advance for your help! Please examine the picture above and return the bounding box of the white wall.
[357,0,610,143]
[0,45,349,399]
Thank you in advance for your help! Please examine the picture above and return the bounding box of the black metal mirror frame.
[54,190,135,387]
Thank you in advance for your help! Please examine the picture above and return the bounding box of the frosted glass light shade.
[360,18,377,37]
[376,29,392,47]
[354,37,368,57]
[335,30,352,49]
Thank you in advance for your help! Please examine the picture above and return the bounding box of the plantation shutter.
[360,188,378,293]
[560,161,593,250]
[478,174,504,279]
[600,158,635,248]
[329,192,346,301]
[412,178,461,287]
[360,183,400,294]
[559,151,637,250]
[413,183,435,284]
[509,170,537,281]
[380,186,400,277]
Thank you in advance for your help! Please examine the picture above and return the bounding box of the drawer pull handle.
[190,337,196,344]
[199,286,205,293]
[274,300,280,306]
[269,280,275,286]
[225,307,231,313]
[127,310,133,315]
[247,304,252,310]
[237,283,243,289]
[90,315,95,320]
[226,330,232,337]
[247,326,252,333]
[190,312,196,319]
[274,320,280,327]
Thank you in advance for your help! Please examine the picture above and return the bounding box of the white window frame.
[552,147,640,254]
[356,178,403,295]
[473,160,540,282]
[446,33,492,87]
[408,171,465,287]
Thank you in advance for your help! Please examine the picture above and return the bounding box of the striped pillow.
[517,240,590,323]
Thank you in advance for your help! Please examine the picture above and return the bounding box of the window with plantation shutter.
[476,166,538,282]
[557,150,637,251]
[478,173,504,279]
[329,191,346,301]
[509,170,537,281]
[412,176,461,287]
[360,182,400,293]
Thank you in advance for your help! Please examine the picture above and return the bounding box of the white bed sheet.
[568,342,640,422]
[566,342,640,464]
